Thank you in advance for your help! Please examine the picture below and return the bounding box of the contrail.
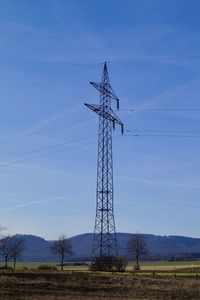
[0,196,66,212]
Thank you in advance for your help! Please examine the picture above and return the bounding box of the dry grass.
[0,271,200,299]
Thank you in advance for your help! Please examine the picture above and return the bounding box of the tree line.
[0,233,147,272]
[90,233,148,272]
[0,233,72,271]
[51,233,148,272]
[0,235,25,270]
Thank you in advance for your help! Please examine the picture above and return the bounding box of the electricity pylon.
[85,62,123,258]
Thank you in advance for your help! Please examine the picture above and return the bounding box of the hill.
[12,233,200,261]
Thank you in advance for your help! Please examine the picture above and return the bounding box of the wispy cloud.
[0,21,58,37]
[0,196,66,212]
[116,174,200,189]
[132,77,200,111]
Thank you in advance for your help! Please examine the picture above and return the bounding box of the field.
[0,261,200,299]
[1,269,200,300]
[4,260,200,271]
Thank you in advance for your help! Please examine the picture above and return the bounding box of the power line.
[119,108,200,112]
[125,134,200,138]
[1,135,96,161]
[125,129,200,133]
[12,140,97,165]
[0,118,92,145]
[9,135,121,164]
[0,132,198,168]
[0,135,121,167]
[0,63,101,98]
[110,56,200,63]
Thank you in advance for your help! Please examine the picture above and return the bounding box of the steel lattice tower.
[85,62,123,258]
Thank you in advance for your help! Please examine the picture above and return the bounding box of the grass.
[0,270,200,299]
[3,261,58,269]
[127,260,200,271]
[3,260,200,278]
[0,261,200,299]
[1,261,200,298]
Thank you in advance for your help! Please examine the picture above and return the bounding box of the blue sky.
[1,0,200,239]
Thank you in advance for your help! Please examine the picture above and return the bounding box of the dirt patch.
[0,272,200,299]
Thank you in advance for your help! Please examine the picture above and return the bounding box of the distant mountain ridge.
[11,233,200,261]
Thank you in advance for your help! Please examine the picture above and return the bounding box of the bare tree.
[0,236,13,267]
[0,235,25,270]
[9,237,25,270]
[128,234,148,270]
[51,235,72,270]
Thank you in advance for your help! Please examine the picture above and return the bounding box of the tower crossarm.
[84,103,124,134]
[90,82,120,109]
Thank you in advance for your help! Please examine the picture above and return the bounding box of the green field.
[3,260,200,277]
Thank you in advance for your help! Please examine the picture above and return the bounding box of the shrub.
[90,256,127,272]
[115,256,128,272]
[134,264,140,271]
[37,264,57,271]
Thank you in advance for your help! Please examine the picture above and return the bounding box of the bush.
[134,264,140,271]
[37,264,57,271]
[115,256,128,272]
[90,256,127,272]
